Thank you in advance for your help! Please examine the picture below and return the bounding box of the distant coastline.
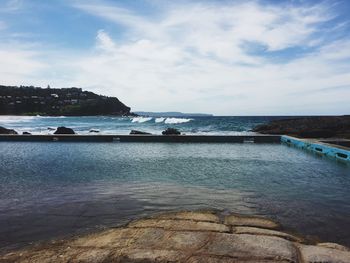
[134,111,213,117]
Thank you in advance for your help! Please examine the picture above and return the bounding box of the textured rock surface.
[297,244,350,263]
[162,128,181,135]
[1,211,349,262]
[224,214,280,229]
[54,126,75,134]
[252,116,350,138]
[0,126,17,134]
[232,226,302,242]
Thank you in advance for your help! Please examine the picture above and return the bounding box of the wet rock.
[224,214,280,229]
[71,228,143,249]
[0,126,18,135]
[1,211,350,263]
[156,211,220,223]
[162,128,181,135]
[232,226,302,242]
[298,243,350,263]
[130,130,151,135]
[22,132,31,135]
[298,129,336,138]
[89,129,100,133]
[128,218,230,233]
[47,127,55,131]
[53,127,75,135]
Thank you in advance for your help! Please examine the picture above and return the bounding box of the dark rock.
[89,129,100,133]
[22,132,31,135]
[162,128,181,135]
[298,130,336,138]
[130,130,151,135]
[0,126,18,135]
[253,116,350,139]
[47,127,55,131]
[54,126,75,135]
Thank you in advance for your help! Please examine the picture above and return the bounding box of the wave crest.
[155,117,165,123]
[164,118,192,124]
[131,117,153,123]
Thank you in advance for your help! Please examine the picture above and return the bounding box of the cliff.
[0,85,131,116]
[253,116,350,138]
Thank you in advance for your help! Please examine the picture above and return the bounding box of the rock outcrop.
[253,116,350,138]
[53,127,75,135]
[1,211,349,262]
[162,128,181,135]
[0,126,17,135]
[130,130,152,135]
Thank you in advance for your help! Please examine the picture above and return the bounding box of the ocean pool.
[0,142,350,251]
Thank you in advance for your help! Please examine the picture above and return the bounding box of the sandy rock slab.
[1,211,350,263]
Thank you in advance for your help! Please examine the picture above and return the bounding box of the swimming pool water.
[0,142,349,251]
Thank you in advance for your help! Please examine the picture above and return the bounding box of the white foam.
[36,115,66,119]
[155,117,165,123]
[131,117,152,123]
[0,115,37,124]
[164,118,193,124]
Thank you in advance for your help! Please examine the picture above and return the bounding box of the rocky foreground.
[253,116,350,138]
[1,211,350,263]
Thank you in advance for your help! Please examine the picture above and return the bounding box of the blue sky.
[0,0,350,115]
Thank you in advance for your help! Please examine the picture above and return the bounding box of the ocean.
[0,115,286,135]
[0,116,350,252]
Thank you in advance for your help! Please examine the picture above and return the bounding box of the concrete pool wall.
[0,134,282,143]
[281,135,350,163]
[0,134,349,163]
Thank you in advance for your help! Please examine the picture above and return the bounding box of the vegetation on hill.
[0,85,131,116]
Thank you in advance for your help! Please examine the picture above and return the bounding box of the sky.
[0,0,350,115]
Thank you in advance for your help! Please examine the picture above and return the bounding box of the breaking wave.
[131,117,153,123]
[0,116,37,124]
[155,117,165,123]
[164,118,193,124]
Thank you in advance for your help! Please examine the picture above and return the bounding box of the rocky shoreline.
[1,211,349,263]
[0,126,182,136]
[253,116,350,139]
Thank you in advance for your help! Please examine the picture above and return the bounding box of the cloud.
[0,0,23,13]
[0,44,47,85]
[66,0,349,114]
[1,0,349,115]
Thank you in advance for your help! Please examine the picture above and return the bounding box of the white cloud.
[0,45,47,86]
[1,0,349,115]
[66,1,349,114]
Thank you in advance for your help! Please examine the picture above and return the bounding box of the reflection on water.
[0,142,349,251]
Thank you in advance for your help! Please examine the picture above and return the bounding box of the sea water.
[0,141,350,251]
[0,115,287,135]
